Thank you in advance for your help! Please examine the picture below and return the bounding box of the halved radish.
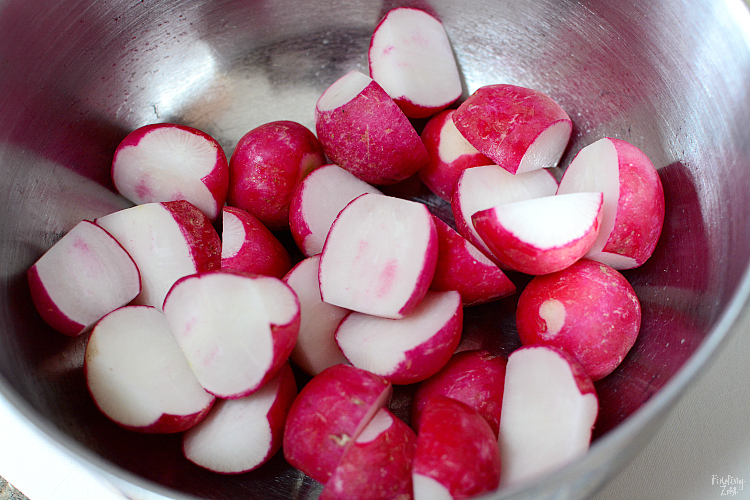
[452,84,572,175]
[282,255,349,376]
[556,137,665,269]
[95,200,221,311]
[288,164,382,257]
[162,270,300,399]
[498,345,598,487]
[335,290,462,385]
[368,7,462,119]
[472,192,604,275]
[314,70,429,185]
[320,407,417,500]
[451,165,558,260]
[319,193,438,319]
[84,305,215,433]
[27,220,141,336]
[111,123,228,221]
[221,206,292,279]
[283,363,393,484]
[182,362,297,474]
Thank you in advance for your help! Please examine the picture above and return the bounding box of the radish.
[162,270,300,399]
[182,362,297,474]
[318,193,438,319]
[471,192,604,275]
[412,350,506,438]
[412,396,501,500]
[288,164,382,257]
[220,206,292,279]
[419,109,493,201]
[84,305,215,433]
[27,220,141,336]
[95,200,221,311]
[227,120,326,230]
[555,137,665,269]
[515,259,641,381]
[282,255,349,376]
[314,70,430,185]
[498,345,598,487]
[320,407,417,500]
[335,290,463,385]
[451,165,558,260]
[430,216,515,306]
[282,363,393,484]
[368,7,462,119]
[111,123,228,221]
[452,84,572,175]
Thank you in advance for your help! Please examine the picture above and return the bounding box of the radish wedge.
[221,206,292,279]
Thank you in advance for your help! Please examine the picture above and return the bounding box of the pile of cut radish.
[27,6,665,499]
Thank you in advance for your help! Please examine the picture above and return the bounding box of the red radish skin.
[182,362,297,474]
[220,206,292,279]
[320,408,417,500]
[227,120,326,230]
[335,290,463,385]
[515,259,641,381]
[368,7,462,119]
[453,84,572,175]
[84,305,215,433]
[412,350,506,438]
[412,396,501,500]
[282,364,393,484]
[288,164,382,257]
[27,220,141,336]
[419,110,494,201]
[314,70,430,185]
[112,123,229,221]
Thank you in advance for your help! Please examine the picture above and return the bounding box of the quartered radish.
[282,255,349,376]
[498,345,598,487]
[111,123,229,221]
[556,137,665,269]
[319,193,438,319]
[162,270,300,399]
[453,84,572,175]
[282,364,393,484]
[227,120,326,231]
[515,259,641,381]
[472,192,604,275]
[288,164,382,257]
[221,206,292,279]
[182,362,297,474]
[84,305,215,433]
[314,70,429,185]
[95,200,221,311]
[335,290,463,385]
[27,220,141,336]
[368,7,462,119]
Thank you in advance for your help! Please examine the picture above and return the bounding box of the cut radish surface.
[282,255,349,376]
[95,200,221,311]
[27,220,141,336]
[111,123,229,221]
[221,206,292,279]
[319,193,438,319]
[499,345,598,487]
[453,84,572,175]
[162,270,300,399]
[335,290,462,385]
[368,7,462,119]
[472,192,603,275]
[182,362,297,474]
[84,305,215,433]
[288,164,382,257]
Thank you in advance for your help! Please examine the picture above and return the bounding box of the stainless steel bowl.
[2,0,750,499]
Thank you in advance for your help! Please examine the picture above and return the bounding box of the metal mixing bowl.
[2,0,750,499]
